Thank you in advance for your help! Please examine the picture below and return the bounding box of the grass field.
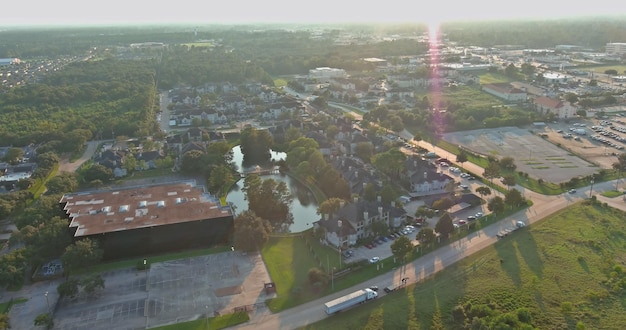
[303,202,626,329]
[151,311,248,330]
[577,65,626,74]
[414,85,505,110]
[479,72,514,85]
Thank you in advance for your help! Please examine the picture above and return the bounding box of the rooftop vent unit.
[119,205,130,212]
[138,201,147,208]
[157,201,165,208]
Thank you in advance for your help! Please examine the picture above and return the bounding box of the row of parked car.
[363,225,418,249]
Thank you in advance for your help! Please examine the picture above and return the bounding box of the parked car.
[369,257,380,264]
[467,215,476,221]
[568,189,576,194]
[475,212,483,218]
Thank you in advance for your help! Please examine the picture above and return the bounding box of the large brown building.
[60,181,234,260]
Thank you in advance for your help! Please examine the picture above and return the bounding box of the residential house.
[316,197,407,248]
[305,131,332,156]
[482,83,527,102]
[532,96,577,119]
[404,156,453,195]
[135,150,164,170]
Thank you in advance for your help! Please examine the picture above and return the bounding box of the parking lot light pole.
[45,291,49,311]
[590,177,595,198]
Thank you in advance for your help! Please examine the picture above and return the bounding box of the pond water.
[226,146,319,233]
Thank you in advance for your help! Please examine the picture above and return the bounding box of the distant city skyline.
[1,0,624,27]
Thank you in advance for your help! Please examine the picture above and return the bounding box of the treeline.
[158,46,274,89]
[443,17,626,48]
[0,59,157,148]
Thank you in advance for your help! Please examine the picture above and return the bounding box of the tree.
[233,210,272,252]
[208,165,233,195]
[34,313,54,330]
[390,236,413,263]
[504,188,524,208]
[3,147,24,164]
[417,227,436,246]
[82,274,105,295]
[46,172,78,194]
[57,278,80,298]
[432,197,454,211]
[435,213,454,239]
[61,238,103,276]
[502,175,516,189]
[488,196,505,214]
[240,127,274,166]
[354,142,374,163]
[483,161,501,183]
[83,164,113,183]
[456,150,468,168]
[123,153,137,173]
[180,150,207,175]
[372,148,407,180]
[317,198,344,219]
[370,221,390,237]
[242,174,293,228]
[475,186,492,198]
[499,157,516,171]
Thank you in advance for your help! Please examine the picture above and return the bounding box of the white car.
[369,257,380,264]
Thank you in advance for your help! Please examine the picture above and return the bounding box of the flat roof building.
[60,181,234,259]
[606,43,626,55]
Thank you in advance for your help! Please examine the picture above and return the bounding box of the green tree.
[0,248,29,289]
[61,238,103,276]
[123,153,137,173]
[499,157,516,171]
[456,150,468,168]
[504,188,524,208]
[483,161,501,183]
[208,165,233,195]
[46,172,78,194]
[240,127,274,166]
[180,150,207,175]
[502,175,516,189]
[3,147,24,164]
[475,186,492,198]
[82,274,105,295]
[83,164,113,183]
[435,213,454,239]
[233,210,272,252]
[307,267,329,286]
[34,313,54,330]
[488,196,505,215]
[354,142,374,163]
[370,221,390,237]
[390,235,413,263]
[417,227,436,245]
[317,198,345,219]
[242,174,292,228]
[57,278,80,298]
[372,148,407,180]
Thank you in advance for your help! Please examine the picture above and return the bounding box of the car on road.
[460,184,469,190]
[568,189,577,194]
[369,257,380,264]
[369,286,379,292]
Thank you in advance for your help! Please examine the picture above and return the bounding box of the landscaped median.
[151,311,249,330]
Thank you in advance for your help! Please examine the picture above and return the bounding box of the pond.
[226,146,319,233]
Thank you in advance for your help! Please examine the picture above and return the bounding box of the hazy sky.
[1,0,623,26]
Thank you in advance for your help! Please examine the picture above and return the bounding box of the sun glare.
[427,19,440,44]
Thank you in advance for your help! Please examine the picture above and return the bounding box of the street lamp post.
[206,305,209,329]
[44,291,49,311]
[590,177,595,198]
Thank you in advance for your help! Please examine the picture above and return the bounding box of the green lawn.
[151,311,249,330]
[303,202,626,329]
[577,65,626,74]
[479,72,514,84]
[414,85,505,110]
[601,190,624,198]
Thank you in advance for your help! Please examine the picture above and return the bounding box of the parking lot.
[442,126,597,183]
[51,251,273,330]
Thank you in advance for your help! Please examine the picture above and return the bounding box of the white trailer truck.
[324,288,378,314]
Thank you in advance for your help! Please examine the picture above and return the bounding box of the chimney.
[391,201,395,208]
[363,211,369,220]
[339,200,345,208]
[377,195,382,202]
[378,206,383,216]
[354,196,359,204]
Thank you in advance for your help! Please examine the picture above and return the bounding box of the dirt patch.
[215,285,243,297]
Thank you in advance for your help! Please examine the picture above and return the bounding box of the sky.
[1,0,624,27]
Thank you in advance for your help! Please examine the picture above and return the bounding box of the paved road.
[57,140,106,173]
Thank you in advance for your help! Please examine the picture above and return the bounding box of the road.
[57,140,105,173]
[233,138,626,330]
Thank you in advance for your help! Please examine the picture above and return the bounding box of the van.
[384,284,396,293]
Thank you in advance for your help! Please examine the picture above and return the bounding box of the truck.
[324,288,378,314]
